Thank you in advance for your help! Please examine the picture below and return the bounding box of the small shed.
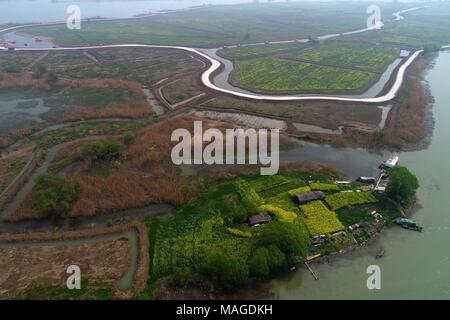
[248,212,272,226]
[295,191,325,204]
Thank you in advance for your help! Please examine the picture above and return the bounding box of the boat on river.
[380,155,399,169]
[395,218,423,232]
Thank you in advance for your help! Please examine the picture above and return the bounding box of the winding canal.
[0,7,436,103]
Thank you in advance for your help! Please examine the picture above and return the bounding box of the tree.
[257,221,309,260]
[387,166,419,203]
[249,245,286,277]
[35,173,80,217]
[249,247,270,276]
[201,251,249,289]
[267,245,286,270]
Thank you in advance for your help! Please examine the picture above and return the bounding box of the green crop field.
[218,42,309,60]
[324,191,378,211]
[22,2,404,47]
[287,42,400,73]
[233,57,376,93]
[300,200,345,235]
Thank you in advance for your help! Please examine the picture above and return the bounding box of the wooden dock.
[304,262,319,280]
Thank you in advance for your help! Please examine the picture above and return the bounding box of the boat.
[35,37,43,42]
[395,218,423,232]
[380,154,399,169]
[357,176,376,183]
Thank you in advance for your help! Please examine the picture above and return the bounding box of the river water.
[0,0,251,25]
[270,51,450,300]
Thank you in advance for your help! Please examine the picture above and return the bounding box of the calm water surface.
[0,0,251,24]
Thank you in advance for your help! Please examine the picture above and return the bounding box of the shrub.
[310,182,340,191]
[226,227,252,238]
[234,179,263,213]
[2,64,21,73]
[80,140,124,161]
[300,200,344,235]
[123,131,135,144]
[201,251,249,289]
[47,71,58,84]
[259,204,297,223]
[324,191,378,210]
[288,186,311,196]
[35,173,80,217]
[33,65,47,79]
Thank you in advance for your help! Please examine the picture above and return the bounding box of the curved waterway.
[269,51,450,299]
[0,7,433,103]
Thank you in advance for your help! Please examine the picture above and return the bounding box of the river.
[270,51,450,300]
[0,0,251,25]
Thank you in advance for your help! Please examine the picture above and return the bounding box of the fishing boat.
[395,218,423,232]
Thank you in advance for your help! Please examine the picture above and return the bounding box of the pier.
[304,262,319,280]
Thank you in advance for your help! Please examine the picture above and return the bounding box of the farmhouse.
[295,191,325,204]
[248,212,272,226]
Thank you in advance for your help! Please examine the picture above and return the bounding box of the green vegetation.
[80,140,124,161]
[387,166,419,204]
[233,57,376,93]
[249,245,285,277]
[324,191,378,211]
[1,63,22,73]
[226,227,252,238]
[141,169,402,292]
[32,65,47,79]
[200,251,249,289]
[34,173,80,216]
[123,131,136,144]
[288,186,311,196]
[288,42,399,72]
[259,204,297,223]
[300,200,345,235]
[233,179,263,213]
[218,42,308,60]
[22,2,379,47]
[15,279,116,300]
[310,182,340,191]
[30,120,146,150]
[257,221,309,261]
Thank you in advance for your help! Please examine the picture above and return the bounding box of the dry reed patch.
[0,239,130,298]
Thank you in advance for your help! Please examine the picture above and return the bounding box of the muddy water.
[270,51,450,300]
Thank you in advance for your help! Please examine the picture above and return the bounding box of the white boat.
[382,155,399,168]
